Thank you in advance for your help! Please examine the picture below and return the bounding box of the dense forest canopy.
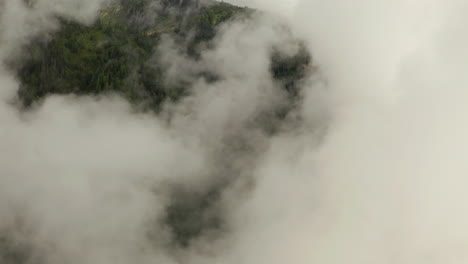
[17,0,311,111]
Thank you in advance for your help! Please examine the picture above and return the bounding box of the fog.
[1,0,468,263]
[220,1,468,263]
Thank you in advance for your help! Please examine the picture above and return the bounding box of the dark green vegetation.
[18,0,310,111]
[18,0,248,109]
[15,0,312,248]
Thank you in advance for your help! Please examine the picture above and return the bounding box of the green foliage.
[18,1,254,110]
[183,2,248,51]
[18,14,165,109]
[271,43,312,97]
[18,1,309,111]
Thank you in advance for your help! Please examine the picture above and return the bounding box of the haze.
[1,0,468,263]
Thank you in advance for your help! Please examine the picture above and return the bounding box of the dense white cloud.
[215,1,468,264]
[1,0,468,263]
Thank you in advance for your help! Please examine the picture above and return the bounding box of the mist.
[216,0,468,263]
[1,0,468,263]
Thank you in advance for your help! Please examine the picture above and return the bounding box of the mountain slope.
[17,0,310,112]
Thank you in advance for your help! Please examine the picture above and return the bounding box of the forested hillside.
[17,0,311,111]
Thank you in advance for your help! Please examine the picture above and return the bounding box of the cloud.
[2,0,468,263]
[0,1,310,263]
[213,1,468,264]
